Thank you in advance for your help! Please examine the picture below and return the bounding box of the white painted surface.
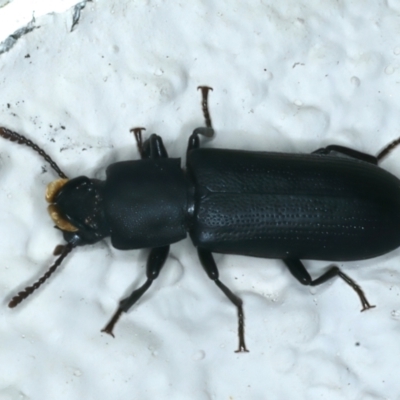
[0,1,400,399]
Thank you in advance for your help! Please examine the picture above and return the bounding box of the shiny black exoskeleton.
[2,86,400,352]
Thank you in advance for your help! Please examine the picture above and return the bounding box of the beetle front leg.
[102,245,170,337]
[130,127,169,159]
[197,248,248,353]
[283,258,375,311]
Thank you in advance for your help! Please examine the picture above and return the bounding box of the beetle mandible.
[2,86,400,352]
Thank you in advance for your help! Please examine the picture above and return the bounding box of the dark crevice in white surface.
[71,0,91,32]
[0,0,12,9]
[0,1,90,53]
[0,16,38,55]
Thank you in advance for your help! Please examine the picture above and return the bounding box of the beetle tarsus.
[322,267,376,311]
[360,303,376,312]
[186,87,215,155]
[338,272,376,311]
[284,260,376,312]
[215,279,249,353]
[101,241,169,336]
[101,309,123,337]
[197,85,213,128]
[101,280,153,335]
[197,248,249,351]
[235,303,249,353]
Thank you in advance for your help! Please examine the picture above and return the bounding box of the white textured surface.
[1,1,400,399]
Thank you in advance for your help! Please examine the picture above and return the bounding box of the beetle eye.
[46,178,69,203]
[47,204,78,232]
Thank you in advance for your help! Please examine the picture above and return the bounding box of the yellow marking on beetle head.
[45,179,69,203]
[47,204,78,232]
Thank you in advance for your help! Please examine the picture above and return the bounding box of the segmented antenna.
[0,127,68,179]
[8,242,75,308]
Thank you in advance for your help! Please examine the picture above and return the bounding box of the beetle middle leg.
[187,86,215,155]
[283,258,375,311]
[197,248,248,353]
[102,245,170,337]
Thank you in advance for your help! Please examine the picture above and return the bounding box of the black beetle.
[2,86,400,352]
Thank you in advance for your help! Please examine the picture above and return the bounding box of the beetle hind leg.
[283,258,375,311]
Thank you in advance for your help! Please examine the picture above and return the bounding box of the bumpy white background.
[1,1,400,399]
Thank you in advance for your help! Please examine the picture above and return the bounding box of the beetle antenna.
[8,242,75,308]
[0,127,68,179]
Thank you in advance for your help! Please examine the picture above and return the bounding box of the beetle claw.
[102,308,123,337]
[361,304,376,312]
[101,326,116,338]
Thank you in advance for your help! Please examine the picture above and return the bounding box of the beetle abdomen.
[187,148,400,261]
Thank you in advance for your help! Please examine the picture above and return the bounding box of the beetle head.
[46,176,109,245]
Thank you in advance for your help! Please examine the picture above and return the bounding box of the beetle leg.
[312,145,378,164]
[143,134,168,159]
[102,245,170,337]
[131,127,146,156]
[376,136,400,162]
[198,86,213,129]
[283,258,376,311]
[186,86,215,155]
[130,128,169,159]
[197,248,249,353]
